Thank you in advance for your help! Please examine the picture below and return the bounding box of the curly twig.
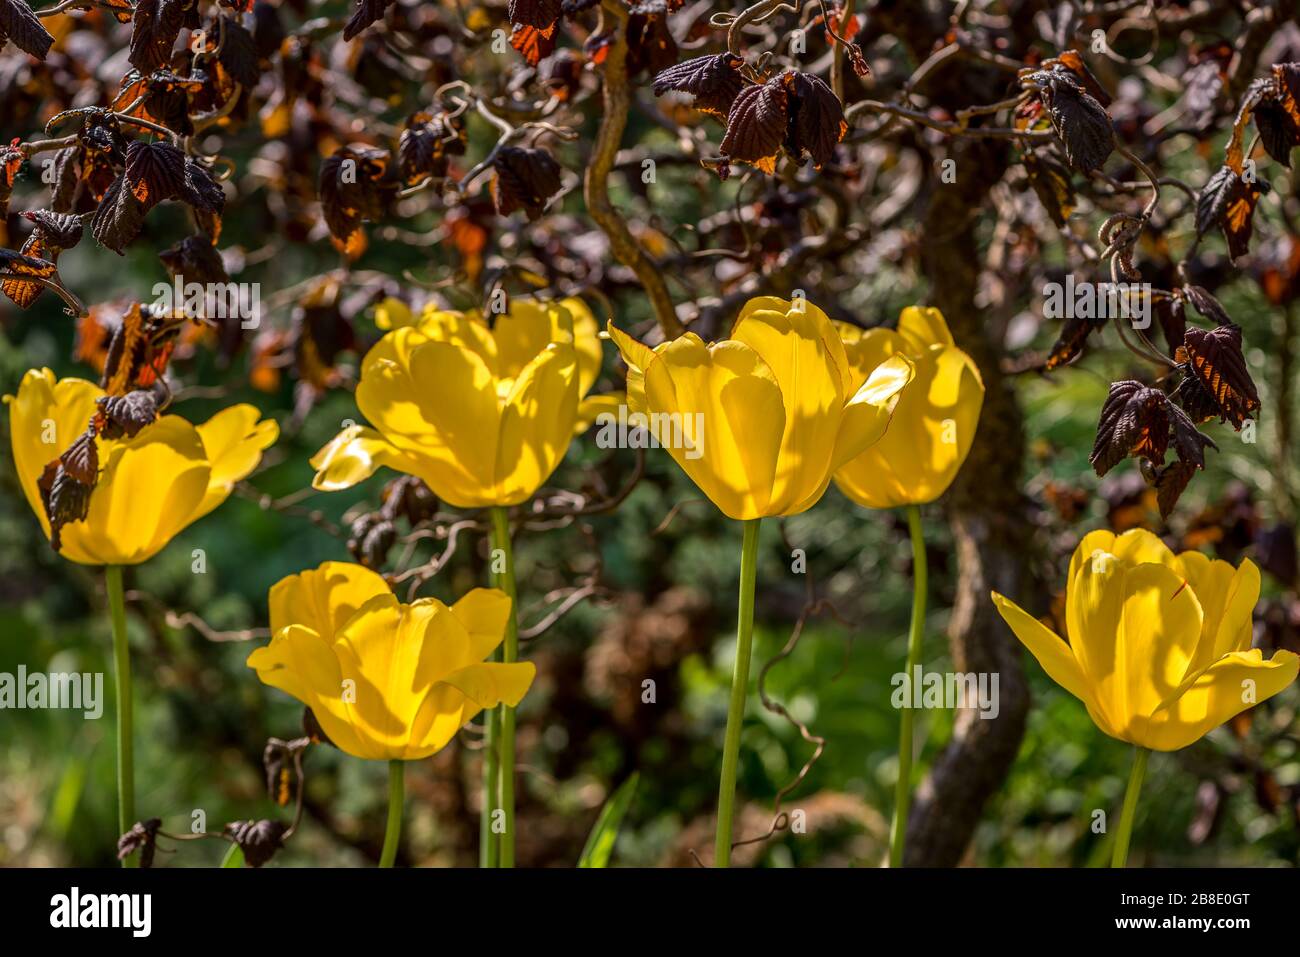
[583,1,684,339]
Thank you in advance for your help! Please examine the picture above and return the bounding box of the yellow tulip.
[833,307,983,509]
[5,368,278,566]
[994,528,1298,751]
[606,296,915,520]
[247,561,535,761]
[311,297,616,507]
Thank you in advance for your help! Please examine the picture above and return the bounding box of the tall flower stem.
[379,760,404,868]
[889,504,928,867]
[1112,746,1149,868]
[480,705,500,868]
[106,565,135,868]
[489,506,520,868]
[714,517,762,868]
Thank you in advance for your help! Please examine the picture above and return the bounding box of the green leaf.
[220,843,245,868]
[577,772,638,868]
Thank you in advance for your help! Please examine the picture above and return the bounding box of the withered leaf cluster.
[262,734,312,808]
[1081,278,1257,517]
[654,62,847,178]
[0,139,23,219]
[0,216,69,308]
[398,110,467,187]
[318,144,399,257]
[129,0,200,74]
[36,302,196,551]
[348,474,440,569]
[1174,320,1260,429]
[1248,62,1300,168]
[491,145,563,220]
[1091,380,1217,518]
[1022,152,1075,229]
[1033,71,1114,174]
[224,818,288,867]
[117,818,163,868]
[92,142,226,254]
[1043,307,1106,371]
[342,0,395,42]
[1198,62,1300,262]
[1196,164,1270,262]
[0,0,54,61]
[652,52,746,119]
[508,0,563,67]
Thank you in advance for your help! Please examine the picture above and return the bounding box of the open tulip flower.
[6,368,277,863]
[833,306,983,510]
[311,296,615,507]
[249,561,535,761]
[608,295,914,866]
[7,368,279,566]
[994,528,1299,865]
[248,562,535,867]
[607,296,915,521]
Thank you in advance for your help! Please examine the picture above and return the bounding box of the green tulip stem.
[889,504,928,867]
[106,565,136,868]
[489,506,520,868]
[715,517,762,868]
[480,705,500,868]
[379,760,404,868]
[1112,746,1149,868]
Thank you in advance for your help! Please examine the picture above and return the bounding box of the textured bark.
[902,135,1033,866]
[583,0,684,338]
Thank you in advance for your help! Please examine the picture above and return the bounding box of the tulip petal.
[732,296,851,390]
[405,683,478,758]
[1067,528,1175,587]
[732,298,851,512]
[374,297,416,330]
[405,660,537,759]
[1109,562,1204,734]
[575,392,625,435]
[66,417,211,565]
[356,336,503,505]
[415,309,497,369]
[642,335,785,520]
[992,592,1093,704]
[896,305,955,351]
[247,624,370,759]
[840,350,979,507]
[1139,649,1299,751]
[449,587,513,663]
[408,597,475,687]
[193,405,279,520]
[1178,554,1259,667]
[268,560,392,641]
[834,324,908,389]
[332,597,440,758]
[828,354,915,473]
[488,299,575,385]
[560,297,604,398]
[606,321,657,415]
[1064,545,1128,727]
[495,342,579,503]
[309,425,424,492]
[6,369,104,546]
[440,661,537,710]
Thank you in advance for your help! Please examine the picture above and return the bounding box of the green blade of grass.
[577,772,639,868]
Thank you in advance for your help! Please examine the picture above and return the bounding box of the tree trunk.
[903,135,1033,866]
